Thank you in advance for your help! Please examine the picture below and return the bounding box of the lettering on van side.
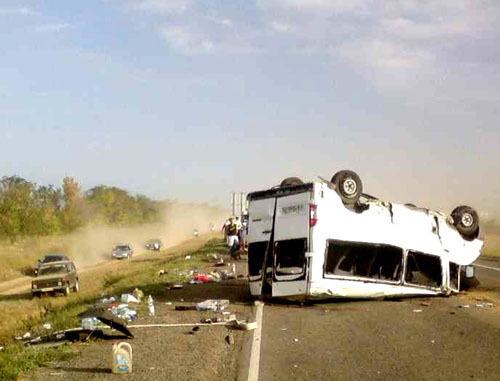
[280,204,306,215]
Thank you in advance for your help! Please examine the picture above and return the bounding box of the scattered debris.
[101,296,116,304]
[165,302,172,305]
[132,288,144,302]
[413,309,423,313]
[293,338,299,342]
[280,328,288,331]
[95,311,134,338]
[420,302,431,307]
[458,304,470,308]
[121,294,140,304]
[190,274,210,284]
[215,259,225,267]
[170,284,184,290]
[81,317,100,330]
[157,269,167,276]
[148,295,155,316]
[196,299,230,311]
[230,320,257,331]
[43,323,52,330]
[185,255,191,260]
[111,342,132,374]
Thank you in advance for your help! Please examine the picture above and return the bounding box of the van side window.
[405,251,442,288]
[325,240,403,281]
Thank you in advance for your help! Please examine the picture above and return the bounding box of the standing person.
[222,218,231,244]
[228,217,241,259]
[227,217,239,247]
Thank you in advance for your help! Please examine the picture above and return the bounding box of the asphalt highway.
[256,257,500,380]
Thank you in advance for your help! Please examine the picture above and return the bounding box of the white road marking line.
[248,301,264,381]
[475,264,500,272]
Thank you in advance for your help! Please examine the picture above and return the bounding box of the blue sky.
[0,0,499,216]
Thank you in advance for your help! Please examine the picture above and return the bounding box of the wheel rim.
[461,213,474,228]
[342,178,357,196]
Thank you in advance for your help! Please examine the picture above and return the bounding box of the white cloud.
[260,0,370,12]
[338,39,434,70]
[0,7,35,16]
[128,0,189,13]
[271,21,292,33]
[35,23,70,33]
[159,26,214,55]
[205,14,232,27]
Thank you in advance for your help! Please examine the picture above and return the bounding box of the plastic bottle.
[147,295,155,316]
[110,341,132,374]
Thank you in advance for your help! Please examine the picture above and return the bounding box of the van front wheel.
[451,205,479,240]
[331,170,362,205]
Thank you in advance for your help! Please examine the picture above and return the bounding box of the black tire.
[73,279,80,293]
[32,292,40,299]
[280,177,304,187]
[331,170,363,205]
[63,284,71,296]
[451,205,479,240]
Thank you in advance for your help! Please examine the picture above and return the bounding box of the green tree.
[60,177,84,231]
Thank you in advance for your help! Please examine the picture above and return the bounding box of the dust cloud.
[66,202,228,268]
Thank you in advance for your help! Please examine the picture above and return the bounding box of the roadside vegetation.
[0,236,227,380]
[0,176,162,244]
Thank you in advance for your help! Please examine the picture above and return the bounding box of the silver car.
[111,244,134,260]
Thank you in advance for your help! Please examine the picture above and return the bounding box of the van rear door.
[272,191,312,298]
[246,197,275,296]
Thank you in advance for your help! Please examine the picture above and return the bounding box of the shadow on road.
[0,291,33,301]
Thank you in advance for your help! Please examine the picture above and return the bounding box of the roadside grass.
[0,235,226,380]
[0,343,76,381]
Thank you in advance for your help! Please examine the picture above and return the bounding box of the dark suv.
[32,260,79,297]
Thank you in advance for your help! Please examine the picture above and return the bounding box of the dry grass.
[0,233,222,345]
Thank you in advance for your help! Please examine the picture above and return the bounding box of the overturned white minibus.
[245,170,483,300]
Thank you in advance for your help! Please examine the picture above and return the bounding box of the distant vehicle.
[246,170,482,301]
[32,260,79,297]
[112,244,134,260]
[34,254,70,275]
[145,239,162,251]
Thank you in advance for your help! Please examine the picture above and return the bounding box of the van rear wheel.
[331,170,362,205]
[73,280,80,293]
[280,177,304,187]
